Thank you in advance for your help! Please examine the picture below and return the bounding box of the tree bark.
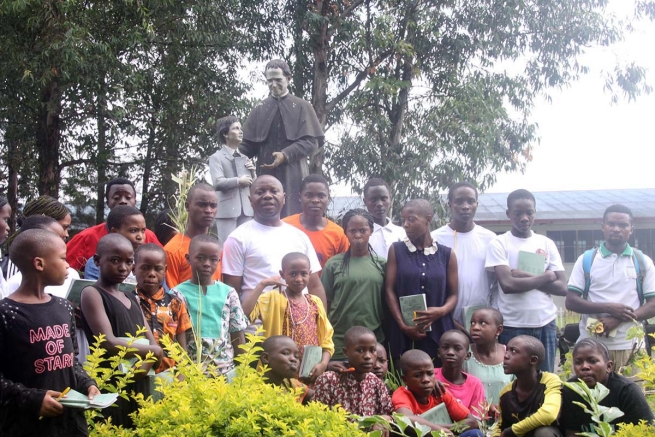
[140,115,157,217]
[36,81,61,196]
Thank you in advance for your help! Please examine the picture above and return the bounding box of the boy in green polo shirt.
[174,234,248,374]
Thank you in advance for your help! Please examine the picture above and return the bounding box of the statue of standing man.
[240,59,324,218]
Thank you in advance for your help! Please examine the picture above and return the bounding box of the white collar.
[403,237,438,255]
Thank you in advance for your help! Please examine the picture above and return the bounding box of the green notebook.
[420,402,452,425]
[65,279,136,306]
[399,294,431,332]
[299,346,323,379]
[517,250,547,276]
[58,389,118,409]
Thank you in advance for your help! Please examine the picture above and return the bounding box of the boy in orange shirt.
[392,349,481,436]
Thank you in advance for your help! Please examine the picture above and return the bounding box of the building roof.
[476,188,655,223]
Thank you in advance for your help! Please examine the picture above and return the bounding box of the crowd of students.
[0,171,654,437]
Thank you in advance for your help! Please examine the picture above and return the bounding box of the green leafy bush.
[89,332,366,437]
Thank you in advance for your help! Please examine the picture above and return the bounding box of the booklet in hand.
[59,390,119,409]
[299,345,323,379]
[399,294,432,332]
[517,250,547,276]
[420,402,452,425]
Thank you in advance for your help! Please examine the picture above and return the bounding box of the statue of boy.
[240,59,324,218]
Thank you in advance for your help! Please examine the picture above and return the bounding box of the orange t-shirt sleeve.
[442,390,470,422]
[174,298,193,334]
[392,387,418,412]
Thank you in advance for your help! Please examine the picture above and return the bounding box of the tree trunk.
[308,1,331,176]
[95,79,108,224]
[140,117,157,218]
[36,81,61,196]
[6,137,19,233]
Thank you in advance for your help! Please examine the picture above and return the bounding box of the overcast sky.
[488,2,655,194]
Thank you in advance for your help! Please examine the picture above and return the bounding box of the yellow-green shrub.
[90,332,367,437]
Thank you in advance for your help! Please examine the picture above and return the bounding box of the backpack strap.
[582,247,599,300]
[632,248,647,305]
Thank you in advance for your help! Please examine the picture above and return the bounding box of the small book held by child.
[399,294,432,332]
[58,390,119,410]
[420,402,452,425]
[299,345,323,379]
[517,250,547,276]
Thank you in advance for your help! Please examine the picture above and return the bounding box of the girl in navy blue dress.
[384,199,458,363]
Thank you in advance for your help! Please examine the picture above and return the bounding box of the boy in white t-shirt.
[432,181,497,328]
[485,189,567,372]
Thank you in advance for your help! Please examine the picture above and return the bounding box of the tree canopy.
[0,0,652,224]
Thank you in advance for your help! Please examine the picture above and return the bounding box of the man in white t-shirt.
[566,204,655,369]
[485,189,567,372]
[432,182,497,328]
[363,178,405,259]
[222,175,326,309]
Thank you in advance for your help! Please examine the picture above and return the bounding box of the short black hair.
[106,205,143,232]
[9,229,62,273]
[20,215,58,231]
[402,199,433,218]
[399,349,433,375]
[343,326,376,348]
[603,204,633,223]
[188,233,221,254]
[105,177,136,200]
[281,252,310,270]
[363,178,390,198]
[262,335,296,354]
[264,59,292,78]
[573,338,610,362]
[96,233,133,257]
[507,189,536,210]
[299,174,329,193]
[134,243,166,265]
[216,115,240,145]
[448,182,478,202]
[512,335,545,365]
[472,307,503,326]
[154,209,177,246]
[187,183,216,202]
[439,329,470,348]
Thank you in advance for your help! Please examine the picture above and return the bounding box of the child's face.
[343,333,378,376]
[280,258,310,294]
[0,203,11,244]
[573,345,612,388]
[401,206,431,241]
[438,331,470,370]
[506,198,535,237]
[402,359,435,400]
[41,237,70,286]
[373,343,389,381]
[300,182,329,218]
[364,185,391,223]
[503,338,535,375]
[187,241,220,283]
[112,214,146,250]
[263,338,300,380]
[134,250,167,296]
[95,240,134,284]
[345,215,372,253]
[470,310,502,345]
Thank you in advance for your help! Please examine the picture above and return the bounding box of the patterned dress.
[313,371,394,416]
[282,294,320,361]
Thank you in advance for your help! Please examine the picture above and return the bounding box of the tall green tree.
[281,0,651,210]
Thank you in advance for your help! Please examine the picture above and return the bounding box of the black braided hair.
[340,208,385,276]
[21,195,69,224]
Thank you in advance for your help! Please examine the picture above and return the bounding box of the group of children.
[1,175,654,436]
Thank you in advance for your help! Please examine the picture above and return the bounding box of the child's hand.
[432,379,448,397]
[306,361,327,383]
[87,385,100,400]
[401,324,427,341]
[489,403,500,420]
[39,390,64,418]
[259,275,286,289]
[327,361,349,373]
